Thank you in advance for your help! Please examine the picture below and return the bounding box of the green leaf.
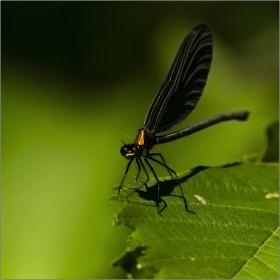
[233,228,279,278]
[112,163,279,279]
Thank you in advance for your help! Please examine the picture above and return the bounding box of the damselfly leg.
[148,154,190,212]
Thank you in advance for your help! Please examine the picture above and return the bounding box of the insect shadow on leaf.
[128,165,209,215]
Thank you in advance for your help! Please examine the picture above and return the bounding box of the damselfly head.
[120,144,143,159]
[120,144,135,160]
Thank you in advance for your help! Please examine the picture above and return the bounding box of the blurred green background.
[2,2,278,279]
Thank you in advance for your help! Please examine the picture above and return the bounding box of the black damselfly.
[119,24,249,214]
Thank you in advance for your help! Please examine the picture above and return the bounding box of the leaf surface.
[112,163,279,279]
